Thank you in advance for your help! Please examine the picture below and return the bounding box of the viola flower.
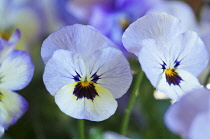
[0,29,34,133]
[89,0,160,52]
[0,0,43,50]
[41,24,132,121]
[122,13,209,100]
[165,87,210,139]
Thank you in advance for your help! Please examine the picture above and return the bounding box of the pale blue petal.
[0,50,34,91]
[122,13,183,55]
[88,47,132,99]
[43,49,86,96]
[0,88,28,129]
[189,112,210,139]
[148,1,198,32]
[164,88,210,138]
[41,24,117,64]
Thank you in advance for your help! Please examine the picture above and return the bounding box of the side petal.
[43,49,86,96]
[122,13,183,55]
[170,31,209,77]
[138,39,168,88]
[0,50,34,91]
[164,88,210,138]
[0,88,28,129]
[157,70,201,100]
[41,24,117,64]
[88,47,132,99]
[54,83,117,121]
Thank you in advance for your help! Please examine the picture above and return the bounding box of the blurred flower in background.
[165,87,210,139]
[0,29,34,136]
[0,0,43,51]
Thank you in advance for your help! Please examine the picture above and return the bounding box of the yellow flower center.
[0,31,11,40]
[119,18,129,30]
[165,68,176,77]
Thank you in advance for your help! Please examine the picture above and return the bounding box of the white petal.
[0,88,28,129]
[55,83,117,121]
[0,50,34,91]
[43,49,86,96]
[157,70,201,100]
[41,24,117,64]
[88,47,132,98]
[189,112,210,139]
[164,88,210,138]
[122,13,183,55]
[170,31,209,77]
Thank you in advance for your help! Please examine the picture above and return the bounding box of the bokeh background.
[1,0,209,138]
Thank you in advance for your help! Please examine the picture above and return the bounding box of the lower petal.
[157,70,201,100]
[54,83,117,121]
[0,88,28,129]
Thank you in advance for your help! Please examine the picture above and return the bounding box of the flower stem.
[78,119,85,139]
[120,70,144,135]
[204,70,210,86]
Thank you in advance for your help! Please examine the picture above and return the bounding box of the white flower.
[122,13,209,100]
[41,24,132,121]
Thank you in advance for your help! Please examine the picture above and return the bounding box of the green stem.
[120,71,144,135]
[204,70,210,86]
[78,119,85,139]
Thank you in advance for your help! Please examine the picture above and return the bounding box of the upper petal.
[43,49,86,96]
[164,87,210,138]
[0,50,34,91]
[54,82,117,121]
[122,13,183,55]
[0,88,28,129]
[41,24,117,64]
[88,47,132,99]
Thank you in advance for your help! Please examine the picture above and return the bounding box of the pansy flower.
[122,13,209,100]
[165,87,210,139]
[0,29,34,134]
[41,24,132,121]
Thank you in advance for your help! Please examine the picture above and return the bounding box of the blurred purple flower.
[165,87,210,139]
[89,0,160,52]
[0,29,34,135]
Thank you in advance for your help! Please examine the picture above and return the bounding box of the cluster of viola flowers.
[0,0,210,139]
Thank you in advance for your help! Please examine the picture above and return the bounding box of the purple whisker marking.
[91,72,101,83]
[72,71,81,82]
[174,60,181,68]
[161,61,167,70]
